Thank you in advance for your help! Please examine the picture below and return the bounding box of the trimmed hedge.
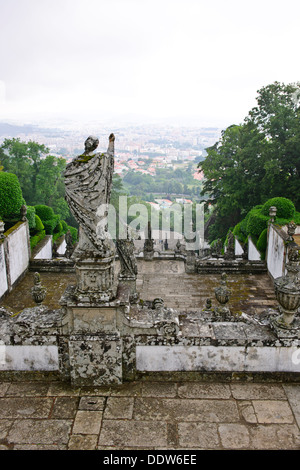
[67,225,78,244]
[34,204,55,221]
[35,214,44,232]
[261,197,295,219]
[257,228,268,259]
[61,220,68,233]
[42,218,58,235]
[233,197,299,255]
[30,230,46,250]
[0,172,24,219]
[246,208,269,239]
[26,206,36,230]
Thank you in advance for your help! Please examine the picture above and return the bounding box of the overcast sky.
[0,0,299,128]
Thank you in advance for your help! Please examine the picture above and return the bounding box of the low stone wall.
[57,236,66,256]
[32,235,53,260]
[267,225,288,280]
[29,258,75,273]
[248,237,261,261]
[0,243,8,298]
[0,221,31,299]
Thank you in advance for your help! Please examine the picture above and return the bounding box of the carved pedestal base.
[74,255,115,304]
[60,286,123,386]
[144,250,154,261]
[117,275,139,304]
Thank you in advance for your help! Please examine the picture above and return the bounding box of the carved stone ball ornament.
[31,272,47,305]
[273,246,300,328]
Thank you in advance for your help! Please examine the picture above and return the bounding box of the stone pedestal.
[185,250,196,273]
[60,286,123,386]
[117,274,139,303]
[74,255,115,304]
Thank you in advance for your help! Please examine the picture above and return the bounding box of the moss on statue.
[75,153,105,164]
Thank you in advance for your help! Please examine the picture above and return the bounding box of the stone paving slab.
[0,379,299,450]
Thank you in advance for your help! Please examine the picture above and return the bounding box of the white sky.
[0,0,299,127]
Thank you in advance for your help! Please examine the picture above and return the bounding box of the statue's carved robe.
[64,150,114,251]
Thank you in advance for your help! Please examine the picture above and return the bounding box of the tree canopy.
[199,81,300,241]
[0,138,74,225]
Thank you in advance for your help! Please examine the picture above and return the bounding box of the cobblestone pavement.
[0,379,299,450]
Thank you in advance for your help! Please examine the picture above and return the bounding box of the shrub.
[42,218,58,235]
[246,208,269,239]
[34,204,55,222]
[26,206,36,230]
[54,221,63,234]
[67,225,78,244]
[232,222,247,243]
[61,220,68,233]
[294,212,300,224]
[261,197,295,220]
[34,214,44,232]
[30,230,46,250]
[257,228,268,258]
[0,172,24,219]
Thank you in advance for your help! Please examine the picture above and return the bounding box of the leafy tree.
[199,81,300,241]
[0,172,24,219]
[1,138,49,204]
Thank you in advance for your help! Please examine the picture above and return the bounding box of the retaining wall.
[0,221,31,299]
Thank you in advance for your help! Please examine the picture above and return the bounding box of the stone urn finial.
[287,221,297,242]
[0,220,5,240]
[31,272,47,305]
[273,246,300,329]
[20,204,27,221]
[269,206,277,224]
[214,273,232,319]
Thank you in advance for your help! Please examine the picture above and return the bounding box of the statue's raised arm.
[64,133,115,255]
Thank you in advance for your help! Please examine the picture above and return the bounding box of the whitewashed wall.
[33,235,53,260]
[0,222,31,299]
[57,237,66,256]
[7,222,30,285]
[0,242,8,298]
[267,225,286,280]
[248,237,261,261]
[234,237,244,256]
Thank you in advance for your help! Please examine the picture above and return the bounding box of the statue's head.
[84,135,99,154]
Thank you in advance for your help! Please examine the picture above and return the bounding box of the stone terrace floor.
[1,259,277,315]
[0,379,299,450]
[1,259,298,451]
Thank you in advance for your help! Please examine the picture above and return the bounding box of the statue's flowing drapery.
[64,136,114,251]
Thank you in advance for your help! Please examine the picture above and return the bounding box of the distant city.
[0,120,222,181]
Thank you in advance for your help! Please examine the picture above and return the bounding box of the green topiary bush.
[34,214,44,232]
[294,212,300,224]
[30,230,46,250]
[61,220,68,233]
[67,225,78,244]
[42,218,58,235]
[261,197,295,220]
[256,228,268,259]
[26,206,36,230]
[0,172,24,219]
[246,208,269,239]
[34,204,55,222]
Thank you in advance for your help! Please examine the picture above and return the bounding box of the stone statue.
[31,272,47,305]
[20,204,27,222]
[64,133,116,303]
[116,233,138,279]
[224,231,235,260]
[64,133,115,254]
[144,222,154,259]
[65,229,74,258]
